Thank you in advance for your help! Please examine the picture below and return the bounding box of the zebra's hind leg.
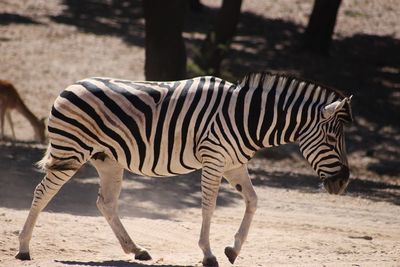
[90,153,151,261]
[223,165,258,264]
[16,168,79,260]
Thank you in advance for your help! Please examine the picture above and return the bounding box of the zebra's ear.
[347,95,353,104]
[322,98,348,119]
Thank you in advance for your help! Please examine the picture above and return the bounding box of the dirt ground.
[0,0,399,266]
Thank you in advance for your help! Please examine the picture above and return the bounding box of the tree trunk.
[143,0,187,81]
[190,0,203,12]
[304,0,342,55]
[198,0,242,76]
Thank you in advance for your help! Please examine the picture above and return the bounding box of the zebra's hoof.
[224,246,238,264]
[15,252,31,261]
[134,250,152,261]
[202,256,219,267]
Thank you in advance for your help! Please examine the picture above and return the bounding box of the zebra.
[16,72,353,266]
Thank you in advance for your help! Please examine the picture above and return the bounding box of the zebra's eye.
[326,134,336,144]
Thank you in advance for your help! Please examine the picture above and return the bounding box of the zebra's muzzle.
[323,165,350,195]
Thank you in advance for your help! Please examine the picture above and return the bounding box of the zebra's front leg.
[198,164,223,267]
[91,155,151,261]
[223,165,258,264]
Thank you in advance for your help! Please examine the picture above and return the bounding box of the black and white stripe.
[46,73,352,175]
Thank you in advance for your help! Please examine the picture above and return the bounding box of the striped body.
[49,77,237,176]
[48,74,350,178]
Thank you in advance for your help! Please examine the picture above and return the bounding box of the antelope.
[0,80,46,143]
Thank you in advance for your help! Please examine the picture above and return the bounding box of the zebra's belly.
[114,141,202,177]
[128,156,203,177]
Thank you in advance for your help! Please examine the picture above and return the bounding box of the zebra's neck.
[235,72,339,150]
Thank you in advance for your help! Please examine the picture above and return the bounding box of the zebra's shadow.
[1,142,399,221]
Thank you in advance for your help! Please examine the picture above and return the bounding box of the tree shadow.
[56,259,191,267]
[50,0,145,47]
[0,12,42,25]
[249,168,400,205]
[48,163,239,219]
[50,0,218,49]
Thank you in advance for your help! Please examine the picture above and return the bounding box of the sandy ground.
[0,0,399,266]
[0,145,399,267]
[0,154,400,267]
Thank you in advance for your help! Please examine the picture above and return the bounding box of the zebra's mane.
[238,71,347,100]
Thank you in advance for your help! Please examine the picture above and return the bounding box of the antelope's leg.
[16,169,78,260]
[223,165,258,264]
[91,155,151,261]
[0,107,5,139]
[198,164,223,267]
[6,111,15,139]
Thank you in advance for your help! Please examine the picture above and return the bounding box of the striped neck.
[236,72,342,149]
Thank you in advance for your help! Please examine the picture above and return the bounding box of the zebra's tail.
[36,144,83,172]
[35,145,51,172]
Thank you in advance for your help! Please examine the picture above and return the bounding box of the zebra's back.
[48,76,234,177]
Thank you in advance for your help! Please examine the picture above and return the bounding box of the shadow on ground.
[249,168,400,205]
[1,143,398,221]
[50,0,144,46]
[0,142,238,219]
[0,12,42,25]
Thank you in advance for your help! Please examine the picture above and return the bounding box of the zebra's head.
[298,95,353,195]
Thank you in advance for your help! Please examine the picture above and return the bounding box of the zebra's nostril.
[324,177,347,195]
